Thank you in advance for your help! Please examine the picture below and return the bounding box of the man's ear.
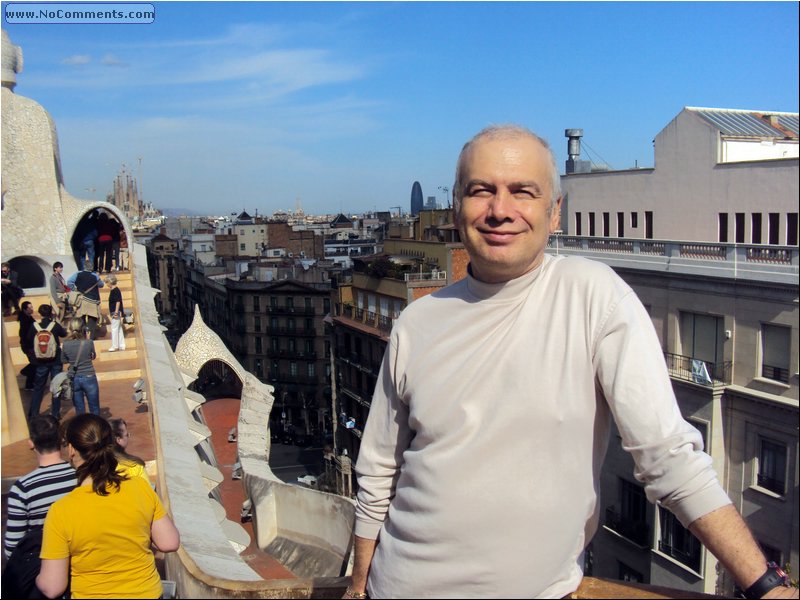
[549,197,563,233]
[27,439,35,451]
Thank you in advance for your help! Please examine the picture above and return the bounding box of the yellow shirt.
[41,476,166,599]
[116,459,149,484]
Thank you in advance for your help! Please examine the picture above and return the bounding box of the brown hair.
[110,418,145,466]
[64,414,125,495]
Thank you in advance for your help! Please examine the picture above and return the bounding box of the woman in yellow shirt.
[37,414,180,599]
[111,418,149,483]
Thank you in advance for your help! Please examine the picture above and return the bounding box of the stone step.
[6,340,138,366]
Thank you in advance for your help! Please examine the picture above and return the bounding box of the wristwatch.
[744,562,789,599]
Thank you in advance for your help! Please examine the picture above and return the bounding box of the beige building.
[560,107,799,596]
[562,107,798,245]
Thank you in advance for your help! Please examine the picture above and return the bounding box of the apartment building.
[329,239,469,495]
[560,107,798,596]
[562,107,798,244]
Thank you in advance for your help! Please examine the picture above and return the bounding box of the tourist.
[3,415,77,559]
[61,318,100,416]
[347,125,796,600]
[37,414,180,599]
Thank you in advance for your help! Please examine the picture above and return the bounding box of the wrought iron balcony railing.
[663,352,731,386]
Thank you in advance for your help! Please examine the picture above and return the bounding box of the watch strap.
[744,562,788,599]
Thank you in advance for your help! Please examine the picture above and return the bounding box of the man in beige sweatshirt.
[347,126,796,599]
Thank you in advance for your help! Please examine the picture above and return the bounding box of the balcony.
[604,507,650,548]
[404,271,447,282]
[663,352,731,387]
[548,235,798,286]
[266,326,317,337]
[267,305,314,316]
[335,303,394,337]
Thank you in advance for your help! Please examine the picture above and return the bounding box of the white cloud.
[62,54,91,66]
[101,54,128,68]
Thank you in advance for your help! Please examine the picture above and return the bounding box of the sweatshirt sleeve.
[353,335,414,540]
[593,291,731,527]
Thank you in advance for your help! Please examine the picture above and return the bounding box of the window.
[787,213,798,246]
[288,338,296,353]
[305,297,312,309]
[735,212,746,243]
[680,312,724,370]
[658,508,702,572]
[305,339,313,354]
[644,211,653,239]
[239,243,246,251]
[761,324,790,383]
[255,337,262,354]
[768,213,780,245]
[757,438,787,495]
[290,362,298,377]
[253,296,260,311]
[270,317,279,329]
[307,362,315,378]
[305,318,313,333]
[575,212,582,236]
[254,316,261,332]
[286,297,294,310]
[752,213,763,244]
[589,212,596,237]
[602,212,610,237]
[270,296,278,308]
[631,212,638,229]
[287,318,296,331]
[617,212,624,238]
[718,213,728,243]
[254,359,263,378]
[606,479,648,546]
[324,298,331,315]
[271,337,279,352]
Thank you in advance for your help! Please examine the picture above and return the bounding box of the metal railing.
[663,352,731,386]
[761,363,790,384]
[404,271,447,282]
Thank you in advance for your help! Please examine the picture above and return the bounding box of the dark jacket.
[18,312,35,355]
[73,271,102,303]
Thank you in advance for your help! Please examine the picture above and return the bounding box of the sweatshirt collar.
[465,254,550,301]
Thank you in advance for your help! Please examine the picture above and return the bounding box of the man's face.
[24,304,33,315]
[456,135,561,283]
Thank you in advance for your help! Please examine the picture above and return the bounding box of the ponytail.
[65,414,128,495]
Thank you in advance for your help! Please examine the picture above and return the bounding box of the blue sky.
[3,1,798,216]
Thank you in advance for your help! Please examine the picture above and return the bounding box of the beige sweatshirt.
[354,254,731,598]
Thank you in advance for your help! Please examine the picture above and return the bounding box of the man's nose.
[487,188,514,221]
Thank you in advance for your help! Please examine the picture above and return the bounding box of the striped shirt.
[3,462,77,558]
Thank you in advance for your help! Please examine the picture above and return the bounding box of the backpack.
[33,322,57,360]
[0,527,48,599]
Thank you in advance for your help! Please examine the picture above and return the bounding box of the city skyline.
[2,1,798,216]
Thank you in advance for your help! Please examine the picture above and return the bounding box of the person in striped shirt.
[3,415,77,559]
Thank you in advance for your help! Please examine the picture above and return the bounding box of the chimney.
[565,129,591,174]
